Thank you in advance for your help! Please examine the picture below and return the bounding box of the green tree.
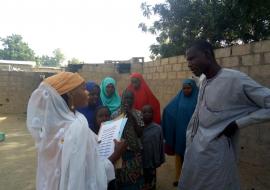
[68,57,81,64]
[39,55,57,67]
[39,49,65,67]
[0,34,35,61]
[53,48,65,65]
[140,0,270,58]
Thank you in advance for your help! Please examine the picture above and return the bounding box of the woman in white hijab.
[27,72,126,190]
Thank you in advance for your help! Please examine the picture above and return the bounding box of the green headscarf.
[100,77,121,113]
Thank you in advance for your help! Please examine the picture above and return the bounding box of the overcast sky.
[0,0,165,64]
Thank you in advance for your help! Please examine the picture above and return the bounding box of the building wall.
[0,63,33,71]
[32,67,63,73]
[0,40,270,189]
[78,40,270,190]
[78,62,143,94]
[0,71,54,114]
[79,41,270,109]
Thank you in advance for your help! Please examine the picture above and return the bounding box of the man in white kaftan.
[178,41,270,190]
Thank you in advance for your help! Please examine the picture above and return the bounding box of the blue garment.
[162,79,199,157]
[77,81,101,133]
[85,81,102,106]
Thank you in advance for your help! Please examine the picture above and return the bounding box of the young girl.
[111,89,144,190]
[94,105,117,190]
[77,81,102,133]
[94,105,111,133]
[142,105,165,190]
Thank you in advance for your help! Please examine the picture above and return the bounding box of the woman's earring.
[69,95,75,111]
[71,104,75,110]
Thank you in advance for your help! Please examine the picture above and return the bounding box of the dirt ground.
[0,114,177,190]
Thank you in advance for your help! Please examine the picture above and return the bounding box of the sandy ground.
[0,114,177,190]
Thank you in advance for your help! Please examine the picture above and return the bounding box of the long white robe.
[27,82,114,190]
[178,69,270,190]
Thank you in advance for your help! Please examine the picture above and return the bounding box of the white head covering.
[27,82,114,190]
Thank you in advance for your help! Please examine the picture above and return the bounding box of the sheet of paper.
[117,118,127,139]
[97,117,127,159]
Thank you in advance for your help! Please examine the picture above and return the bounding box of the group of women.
[27,71,199,190]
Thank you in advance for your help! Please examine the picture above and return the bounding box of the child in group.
[111,89,144,190]
[77,81,102,134]
[142,105,165,190]
[94,105,117,190]
[94,105,111,133]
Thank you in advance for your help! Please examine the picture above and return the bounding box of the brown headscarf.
[44,72,84,95]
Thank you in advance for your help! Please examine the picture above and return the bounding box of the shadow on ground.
[0,114,176,190]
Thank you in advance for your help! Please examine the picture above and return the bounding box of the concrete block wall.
[215,40,270,87]
[142,41,270,109]
[0,71,54,114]
[0,40,270,189]
[78,62,143,93]
[141,40,270,190]
[217,41,270,190]
[79,40,270,189]
[142,56,193,110]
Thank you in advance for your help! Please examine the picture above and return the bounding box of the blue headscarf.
[162,79,199,156]
[100,77,121,113]
[85,81,102,106]
[77,81,102,133]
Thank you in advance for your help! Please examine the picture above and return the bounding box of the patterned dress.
[111,109,144,190]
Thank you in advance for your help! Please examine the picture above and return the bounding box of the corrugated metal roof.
[0,60,36,66]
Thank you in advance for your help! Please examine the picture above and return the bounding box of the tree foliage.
[0,34,66,67]
[36,55,57,67]
[38,49,65,67]
[68,57,81,64]
[0,34,35,61]
[139,0,270,58]
[53,48,65,65]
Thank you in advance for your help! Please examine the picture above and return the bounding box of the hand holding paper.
[97,116,127,160]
